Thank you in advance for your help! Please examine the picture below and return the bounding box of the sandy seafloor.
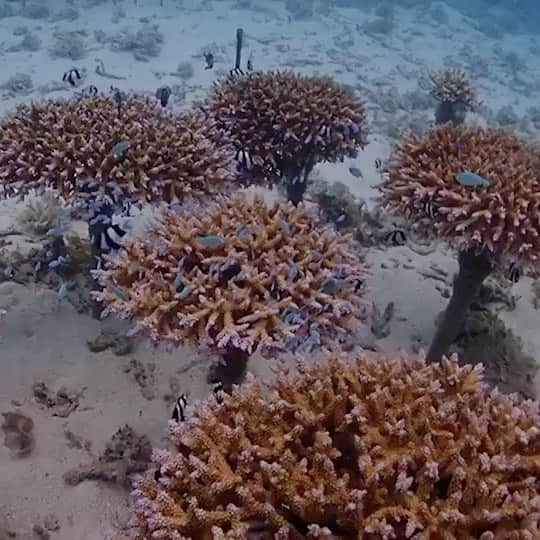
[0,0,540,538]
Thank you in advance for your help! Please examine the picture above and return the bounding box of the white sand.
[1,1,539,538]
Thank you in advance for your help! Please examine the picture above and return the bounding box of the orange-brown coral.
[206,70,367,189]
[92,195,367,353]
[131,354,540,539]
[380,124,540,271]
[0,95,234,203]
[428,68,478,111]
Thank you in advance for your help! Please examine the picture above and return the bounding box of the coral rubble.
[131,354,540,539]
[0,96,234,205]
[93,195,367,354]
[207,70,367,204]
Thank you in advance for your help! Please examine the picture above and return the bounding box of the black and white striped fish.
[212,381,224,404]
[63,68,81,87]
[172,394,188,422]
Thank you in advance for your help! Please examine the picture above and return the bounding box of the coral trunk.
[286,178,308,206]
[426,248,492,363]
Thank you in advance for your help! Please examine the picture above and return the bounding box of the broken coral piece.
[131,353,540,539]
[92,195,368,354]
[0,95,235,204]
[207,70,367,204]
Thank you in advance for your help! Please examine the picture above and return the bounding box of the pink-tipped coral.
[0,95,234,204]
[92,195,367,355]
[207,70,367,204]
[130,353,540,539]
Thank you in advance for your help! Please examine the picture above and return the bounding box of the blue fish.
[456,170,491,187]
[109,140,131,157]
[197,235,225,248]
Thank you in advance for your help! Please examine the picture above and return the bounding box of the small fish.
[48,255,66,269]
[109,140,131,157]
[319,278,344,295]
[348,166,363,178]
[172,394,188,422]
[204,52,214,69]
[247,52,254,71]
[236,226,252,240]
[46,222,68,238]
[212,381,224,404]
[62,68,81,87]
[336,213,347,223]
[385,229,406,246]
[375,158,383,171]
[155,85,172,107]
[110,86,126,104]
[76,85,98,98]
[197,235,225,249]
[508,262,520,283]
[456,170,491,188]
[422,198,436,218]
[57,282,68,299]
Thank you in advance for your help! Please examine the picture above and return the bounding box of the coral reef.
[380,124,540,362]
[428,68,478,124]
[0,95,234,205]
[130,354,540,539]
[93,195,367,355]
[207,70,367,205]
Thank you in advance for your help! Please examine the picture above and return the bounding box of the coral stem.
[426,248,493,363]
[286,177,307,206]
[208,346,250,389]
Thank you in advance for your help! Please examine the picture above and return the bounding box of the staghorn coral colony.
[0,34,538,535]
[0,95,234,205]
[131,354,540,539]
[93,195,367,378]
[428,68,478,125]
[207,70,367,205]
[380,124,540,362]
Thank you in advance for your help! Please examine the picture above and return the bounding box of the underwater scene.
[1,0,540,538]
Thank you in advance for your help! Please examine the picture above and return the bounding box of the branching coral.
[428,68,478,125]
[92,195,367,357]
[131,353,540,539]
[380,124,540,362]
[207,70,368,205]
[0,95,234,205]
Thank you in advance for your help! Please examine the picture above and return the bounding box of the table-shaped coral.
[130,353,540,539]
